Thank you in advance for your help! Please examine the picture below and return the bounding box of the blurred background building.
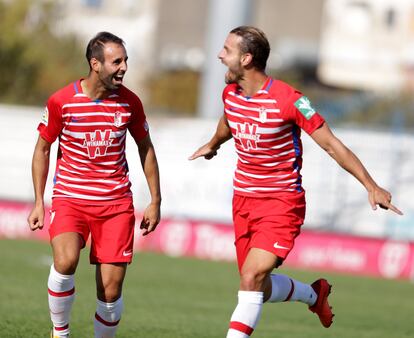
[46,0,327,116]
[2,0,414,122]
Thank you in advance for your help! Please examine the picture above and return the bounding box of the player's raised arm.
[27,135,52,230]
[310,122,403,215]
[189,114,232,160]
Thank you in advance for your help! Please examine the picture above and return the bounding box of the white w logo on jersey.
[83,129,113,159]
[236,123,260,150]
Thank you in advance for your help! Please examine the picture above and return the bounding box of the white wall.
[1,104,413,240]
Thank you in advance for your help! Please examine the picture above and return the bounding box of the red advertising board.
[1,200,413,280]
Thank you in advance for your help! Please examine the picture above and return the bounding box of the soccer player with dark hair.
[190,26,402,337]
[27,31,161,338]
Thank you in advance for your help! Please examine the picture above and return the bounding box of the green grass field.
[0,238,413,338]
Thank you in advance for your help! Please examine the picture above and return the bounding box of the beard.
[100,73,122,91]
[224,66,244,84]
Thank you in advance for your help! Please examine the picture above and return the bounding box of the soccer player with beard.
[27,32,161,338]
[190,26,402,337]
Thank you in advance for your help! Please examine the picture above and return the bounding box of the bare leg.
[239,248,282,299]
[51,232,83,274]
[94,263,127,338]
[226,248,278,338]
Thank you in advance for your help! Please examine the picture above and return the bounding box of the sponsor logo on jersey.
[83,129,113,159]
[294,96,316,120]
[114,111,123,127]
[236,123,260,150]
[41,107,49,126]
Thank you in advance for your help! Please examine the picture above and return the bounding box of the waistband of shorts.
[52,196,133,206]
[233,190,305,200]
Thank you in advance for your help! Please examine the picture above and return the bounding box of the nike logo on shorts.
[123,250,133,257]
[273,242,289,250]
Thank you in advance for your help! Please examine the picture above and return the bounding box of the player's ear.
[90,58,101,72]
[241,53,253,67]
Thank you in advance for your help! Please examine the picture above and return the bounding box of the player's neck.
[81,77,111,100]
[239,71,268,97]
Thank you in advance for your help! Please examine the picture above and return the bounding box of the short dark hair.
[230,26,270,71]
[85,32,125,69]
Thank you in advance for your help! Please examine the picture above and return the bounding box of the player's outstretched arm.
[27,136,52,231]
[189,115,232,160]
[310,122,403,215]
[137,134,161,236]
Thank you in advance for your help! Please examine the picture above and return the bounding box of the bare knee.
[53,253,79,275]
[240,269,268,291]
[51,233,82,275]
[97,281,123,303]
[96,264,127,303]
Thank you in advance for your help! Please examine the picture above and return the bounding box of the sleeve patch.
[294,96,316,120]
[41,107,49,126]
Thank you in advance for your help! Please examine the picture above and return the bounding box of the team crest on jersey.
[114,111,123,127]
[83,129,113,159]
[41,107,49,126]
[259,106,267,123]
[294,96,316,120]
[236,123,260,150]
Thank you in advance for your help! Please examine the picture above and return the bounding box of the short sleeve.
[222,87,228,103]
[128,97,149,143]
[284,91,325,135]
[37,95,63,143]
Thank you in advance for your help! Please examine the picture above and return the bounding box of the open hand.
[188,143,219,160]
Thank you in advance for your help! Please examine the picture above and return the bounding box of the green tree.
[0,0,86,105]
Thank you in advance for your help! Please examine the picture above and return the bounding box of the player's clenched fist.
[27,205,44,231]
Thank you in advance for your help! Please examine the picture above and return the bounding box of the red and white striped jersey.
[38,80,149,203]
[223,77,324,197]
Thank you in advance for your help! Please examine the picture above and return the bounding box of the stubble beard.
[100,72,120,91]
[224,69,244,84]
[105,78,120,91]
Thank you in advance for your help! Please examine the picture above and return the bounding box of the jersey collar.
[236,76,273,99]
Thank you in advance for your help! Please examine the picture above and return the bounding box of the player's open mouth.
[113,75,124,83]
